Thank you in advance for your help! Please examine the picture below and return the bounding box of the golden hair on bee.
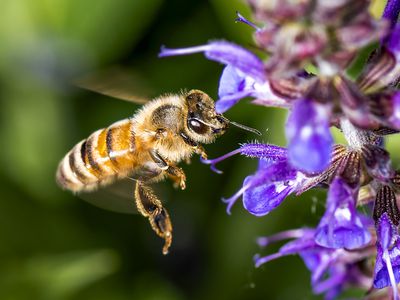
[56,89,259,254]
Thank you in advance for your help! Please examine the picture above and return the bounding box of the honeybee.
[56,89,260,254]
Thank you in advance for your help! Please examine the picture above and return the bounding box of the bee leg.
[149,150,186,190]
[179,132,207,159]
[166,166,186,190]
[135,181,173,255]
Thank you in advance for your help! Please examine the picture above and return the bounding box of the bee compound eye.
[188,118,207,134]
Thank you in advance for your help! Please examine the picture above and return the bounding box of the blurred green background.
[0,0,393,300]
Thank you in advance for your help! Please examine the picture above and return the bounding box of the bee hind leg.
[135,181,173,255]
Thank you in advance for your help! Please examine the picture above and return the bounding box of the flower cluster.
[160,0,400,299]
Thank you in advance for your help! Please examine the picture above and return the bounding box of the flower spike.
[160,0,400,298]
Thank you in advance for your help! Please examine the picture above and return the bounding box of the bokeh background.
[0,0,394,299]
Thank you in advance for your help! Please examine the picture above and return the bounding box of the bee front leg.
[179,132,207,160]
[149,150,186,190]
[135,181,173,255]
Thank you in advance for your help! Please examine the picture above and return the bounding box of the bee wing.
[78,178,138,214]
[74,66,151,104]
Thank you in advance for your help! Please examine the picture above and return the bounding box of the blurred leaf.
[0,80,66,201]
[0,249,119,300]
[0,0,164,64]
[130,273,184,300]
[28,249,119,299]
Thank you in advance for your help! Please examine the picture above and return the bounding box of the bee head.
[184,90,229,143]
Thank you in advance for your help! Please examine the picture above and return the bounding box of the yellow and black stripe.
[56,118,137,192]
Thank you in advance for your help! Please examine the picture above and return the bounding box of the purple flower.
[160,0,400,298]
[254,227,375,299]
[286,98,333,174]
[159,41,291,113]
[383,0,400,29]
[202,143,305,215]
[314,178,371,249]
[159,41,265,81]
[385,24,400,88]
[217,64,289,113]
[390,92,400,129]
[388,24,400,53]
[373,213,400,299]
[240,160,303,216]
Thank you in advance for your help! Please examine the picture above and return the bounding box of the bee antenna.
[230,121,261,136]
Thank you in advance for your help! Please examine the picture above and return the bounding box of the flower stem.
[340,118,380,149]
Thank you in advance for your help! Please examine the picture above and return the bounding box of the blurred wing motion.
[74,66,151,104]
[78,178,138,214]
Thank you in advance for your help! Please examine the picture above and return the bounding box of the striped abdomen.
[56,118,138,192]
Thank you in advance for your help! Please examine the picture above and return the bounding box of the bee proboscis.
[56,89,260,254]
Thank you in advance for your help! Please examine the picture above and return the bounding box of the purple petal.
[242,161,301,216]
[216,149,302,216]
[254,160,298,182]
[388,24,400,54]
[383,251,400,300]
[218,65,247,98]
[279,231,318,256]
[159,41,265,81]
[299,251,325,275]
[314,178,371,249]
[389,92,400,129]
[286,99,333,174]
[216,65,253,112]
[254,252,284,267]
[254,228,316,267]
[257,228,311,247]
[313,274,344,299]
[243,180,293,216]
[373,242,400,290]
[253,224,373,299]
[216,65,289,113]
[222,181,251,215]
[201,148,242,174]
[373,214,400,291]
[383,0,400,29]
[377,213,396,251]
